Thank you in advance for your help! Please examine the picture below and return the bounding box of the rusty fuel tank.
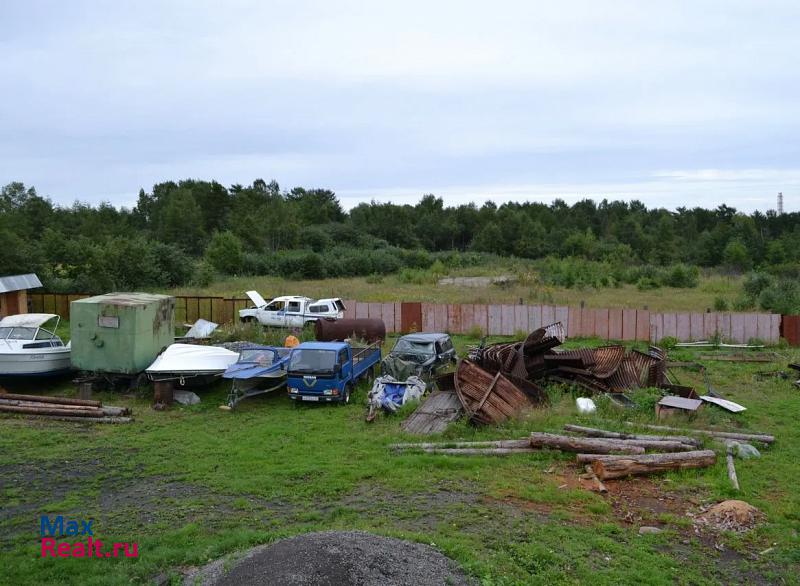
[314,318,386,343]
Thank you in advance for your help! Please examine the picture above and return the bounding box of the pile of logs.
[391,422,776,489]
[0,392,131,423]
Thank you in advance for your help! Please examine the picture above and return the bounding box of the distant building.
[0,273,42,318]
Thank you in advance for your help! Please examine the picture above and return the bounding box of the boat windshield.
[240,348,278,365]
[1,327,37,340]
[288,349,336,373]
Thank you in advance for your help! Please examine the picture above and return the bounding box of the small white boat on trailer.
[145,343,240,387]
[0,313,72,376]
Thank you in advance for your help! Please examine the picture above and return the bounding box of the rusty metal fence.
[28,292,791,344]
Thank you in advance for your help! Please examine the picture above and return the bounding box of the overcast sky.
[1,1,798,212]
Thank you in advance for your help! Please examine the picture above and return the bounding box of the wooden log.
[417,447,536,455]
[624,422,774,444]
[563,424,701,447]
[0,404,106,418]
[2,414,133,424]
[590,450,716,480]
[585,464,608,493]
[726,446,740,491]
[391,439,530,450]
[576,453,635,464]
[0,398,128,416]
[0,392,101,407]
[529,432,645,454]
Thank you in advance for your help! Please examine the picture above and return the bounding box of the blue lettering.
[81,520,94,535]
[40,515,63,537]
[65,520,79,536]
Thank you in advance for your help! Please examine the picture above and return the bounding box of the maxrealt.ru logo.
[40,515,138,559]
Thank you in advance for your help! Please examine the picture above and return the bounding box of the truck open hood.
[245,290,267,308]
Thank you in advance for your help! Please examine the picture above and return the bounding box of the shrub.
[636,277,660,291]
[191,260,215,287]
[712,297,729,311]
[743,272,774,298]
[204,230,244,275]
[466,324,484,339]
[758,279,800,315]
[664,264,699,288]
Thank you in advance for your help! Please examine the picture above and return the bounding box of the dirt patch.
[695,500,765,533]
[184,530,474,586]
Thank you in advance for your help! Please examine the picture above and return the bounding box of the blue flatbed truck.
[286,341,381,403]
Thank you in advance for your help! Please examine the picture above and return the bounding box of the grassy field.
[168,271,743,312]
[1,335,798,585]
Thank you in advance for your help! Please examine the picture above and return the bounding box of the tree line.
[1,179,798,311]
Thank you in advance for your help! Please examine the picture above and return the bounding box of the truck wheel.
[240,316,255,324]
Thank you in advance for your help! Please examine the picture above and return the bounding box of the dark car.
[386,333,456,377]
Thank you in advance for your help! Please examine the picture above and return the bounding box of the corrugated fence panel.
[782,315,800,345]
[448,304,463,333]
[636,310,650,342]
[500,305,515,335]
[567,307,580,338]
[676,313,690,340]
[474,304,488,334]
[690,312,704,341]
[703,313,718,339]
[757,313,772,342]
[528,305,543,331]
[580,307,596,338]
[462,304,474,333]
[662,313,676,339]
[487,305,502,335]
[621,309,636,341]
[771,314,781,343]
[608,308,623,340]
[719,313,732,340]
[381,303,395,332]
[367,303,381,320]
[649,313,662,342]
[541,305,556,328]
[595,308,609,339]
[555,306,570,333]
[394,302,402,333]
[514,305,529,334]
[731,313,745,343]
[421,304,435,332]
[744,313,759,342]
[355,302,368,320]
[433,304,448,332]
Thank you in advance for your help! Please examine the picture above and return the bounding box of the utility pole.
[778,192,784,215]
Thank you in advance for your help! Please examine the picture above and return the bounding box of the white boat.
[0,313,72,376]
[146,343,240,386]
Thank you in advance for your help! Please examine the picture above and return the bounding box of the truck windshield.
[288,349,337,373]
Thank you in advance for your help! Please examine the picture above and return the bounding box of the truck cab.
[286,341,381,404]
[239,292,345,328]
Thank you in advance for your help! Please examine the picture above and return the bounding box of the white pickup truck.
[239,291,346,328]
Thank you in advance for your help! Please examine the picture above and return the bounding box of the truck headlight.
[288,387,299,394]
[323,389,332,395]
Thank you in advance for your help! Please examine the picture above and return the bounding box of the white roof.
[0,313,58,328]
[146,344,239,374]
[0,273,42,294]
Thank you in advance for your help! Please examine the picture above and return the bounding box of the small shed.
[0,273,42,318]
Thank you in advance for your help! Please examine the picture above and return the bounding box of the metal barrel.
[314,318,386,343]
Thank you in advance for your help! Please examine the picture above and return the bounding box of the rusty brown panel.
[636,309,650,342]
[420,303,435,331]
[674,313,690,340]
[448,304,462,333]
[567,307,580,338]
[401,302,422,333]
[501,305,515,335]
[594,308,609,339]
[621,309,636,341]
[580,307,595,338]
[608,308,623,340]
[433,304,447,332]
[782,315,800,346]
[770,314,781,344]
[394,302,402,332]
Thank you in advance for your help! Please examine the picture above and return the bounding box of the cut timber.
[10,414,132,424]
[0,392,101,407]
[563,424,701,447]
[0,404,105,418]
[415,447,535,456]
[726,446,740,491]
[590,450,716,480]
[391,439,530,451]
[0,399,128,417]
[624,422,774,445]
[401,390,464,435]
[529,432,644,454]
[585,464,608,493]
[697,354,772,363]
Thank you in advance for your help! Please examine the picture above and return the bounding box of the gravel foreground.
[184,530,474,586]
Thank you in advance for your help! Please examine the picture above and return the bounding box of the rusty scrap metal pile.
[468,321,668,401]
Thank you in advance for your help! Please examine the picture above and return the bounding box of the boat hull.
[0,349,72,376]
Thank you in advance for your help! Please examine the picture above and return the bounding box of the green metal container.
[70,293,175,374]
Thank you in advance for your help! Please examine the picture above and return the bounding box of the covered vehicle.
[239,292,345,328]
[385,333,456,378]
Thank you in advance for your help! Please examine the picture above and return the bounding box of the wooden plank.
[608,308,623,340]
[528,304,543,331]
[690,312,704,341]
[474,304,488,334]
[501,305,515,335]
[382,303,395,333]
[730,313,745,343]
[663,313,677,339]
[487,305,502,335]
[433,304,447,332]
[514,305,529,334]
[744,313,759,343]
[555,306,570,333]
[422,304,435,332]
[448,304,463,334]
[461,304,474,334]
[541,305,555,327]
[757,313,772,342]
[567,307,580,338]
[637,310,651,342]
[580,307,596,338]
[674,313,690,341]
[594,308,609,339]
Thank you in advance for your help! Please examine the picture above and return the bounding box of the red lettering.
[93,538,103,557]
[41,537,56,557]
[57,542,71,557]
[113,543,122,557]
[71,542,86,557]
[87,536,94,557]
[123,543,138,558]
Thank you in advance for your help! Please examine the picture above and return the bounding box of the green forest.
[1,179,799,313]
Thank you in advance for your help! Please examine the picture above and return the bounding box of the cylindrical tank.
[315,318,386,343]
